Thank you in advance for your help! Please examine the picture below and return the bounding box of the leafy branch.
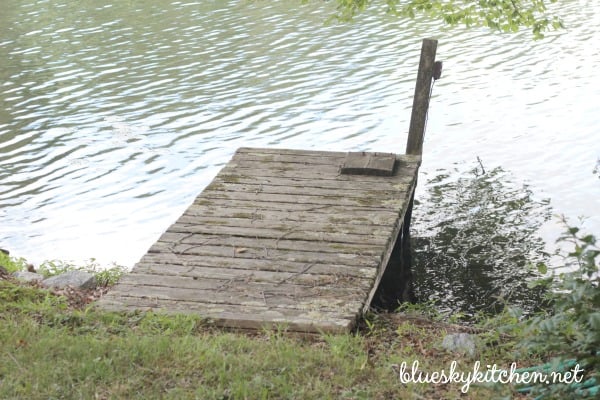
[517,218,599,398]
[332,0,563,38]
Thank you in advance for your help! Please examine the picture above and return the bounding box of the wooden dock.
[96,39,441,333]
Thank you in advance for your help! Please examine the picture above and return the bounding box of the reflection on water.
[412,162,552,316]
[0,0,599,273]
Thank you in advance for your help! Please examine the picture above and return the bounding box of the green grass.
[1,252,126,287]
[0,278,532,400]
[2,237,596,400]
[0,252,30,274]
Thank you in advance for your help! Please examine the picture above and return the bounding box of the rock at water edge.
[13,271,45,283]
[43,271,97,290]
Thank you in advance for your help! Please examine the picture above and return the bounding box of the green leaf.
[588,312,600,330]
[335,0,562,38]
[536,262,548,275]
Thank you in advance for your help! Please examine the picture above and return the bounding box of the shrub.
[517,220,599,398]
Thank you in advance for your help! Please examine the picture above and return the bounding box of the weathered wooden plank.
[135,256,378,278]
[236,147,349,158]
[99,296,357,321]
[231,152,419,167]
[105,284,365,314]
[129,264,374,287]
[340,152,396,176]
[199,190,407,210]
[118,272,372,292]
[193,197,406,219]
[217,165,415,184]
[185,204,398,226]
[232,151,420,171]
[223,160,417,182]
[232,152,346,166]
[204,181,409,200]
[174,215,395,238]
[147,242,382,267]
[97,297,355,333]
[193,198,406,215]
[213,174,415,191]
[164,224,391,246]
[235,147,422,165]
[158,232,382,256]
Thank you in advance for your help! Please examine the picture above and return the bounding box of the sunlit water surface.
[1,1,598,275]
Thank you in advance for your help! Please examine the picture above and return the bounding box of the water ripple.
[0,0,598,265]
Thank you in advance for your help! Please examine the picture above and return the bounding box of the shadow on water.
[410,161,552,319]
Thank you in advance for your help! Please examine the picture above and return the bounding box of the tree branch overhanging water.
[328,0,563,38]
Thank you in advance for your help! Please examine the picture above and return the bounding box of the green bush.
[518,220,599,398]
[1,252,125,287]
[0,252,30,273]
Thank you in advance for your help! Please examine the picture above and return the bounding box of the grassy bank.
[0,224,597,399]
[0,277,525,400]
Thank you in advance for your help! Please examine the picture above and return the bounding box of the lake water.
[1,0,599,269]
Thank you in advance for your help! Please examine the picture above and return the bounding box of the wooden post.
[406,38,438,156]
[402,39,439,301]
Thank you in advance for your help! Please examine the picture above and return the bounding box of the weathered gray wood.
[363,185,415,311]
[100,296,358,321]
[158,232,383,255]
[406,38,438,156]
[107,284,365,313]
[136,256,378,278]
[117,272,373,294]
[193,197,403,218]
[101,293,362,318]
[234,147,421,166]
[148,242,382,266]
[185,205,399,226]
[199,190,406,210]
[233,149,420,170]
[236,147,349,158]
[193,198,404,214]
[340,152,396,176]
[224,158,417,180]
[233,152,346,166]
[218,165,413,184]
[225,160,340,176]
[213,174,415,191]
[127,265,374,287]
[205,181,409,200]
[164,223,390,246]
[174,215,394,238]
[98,144,422,333]
[98,297,355,333]
[433,61,443,80]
